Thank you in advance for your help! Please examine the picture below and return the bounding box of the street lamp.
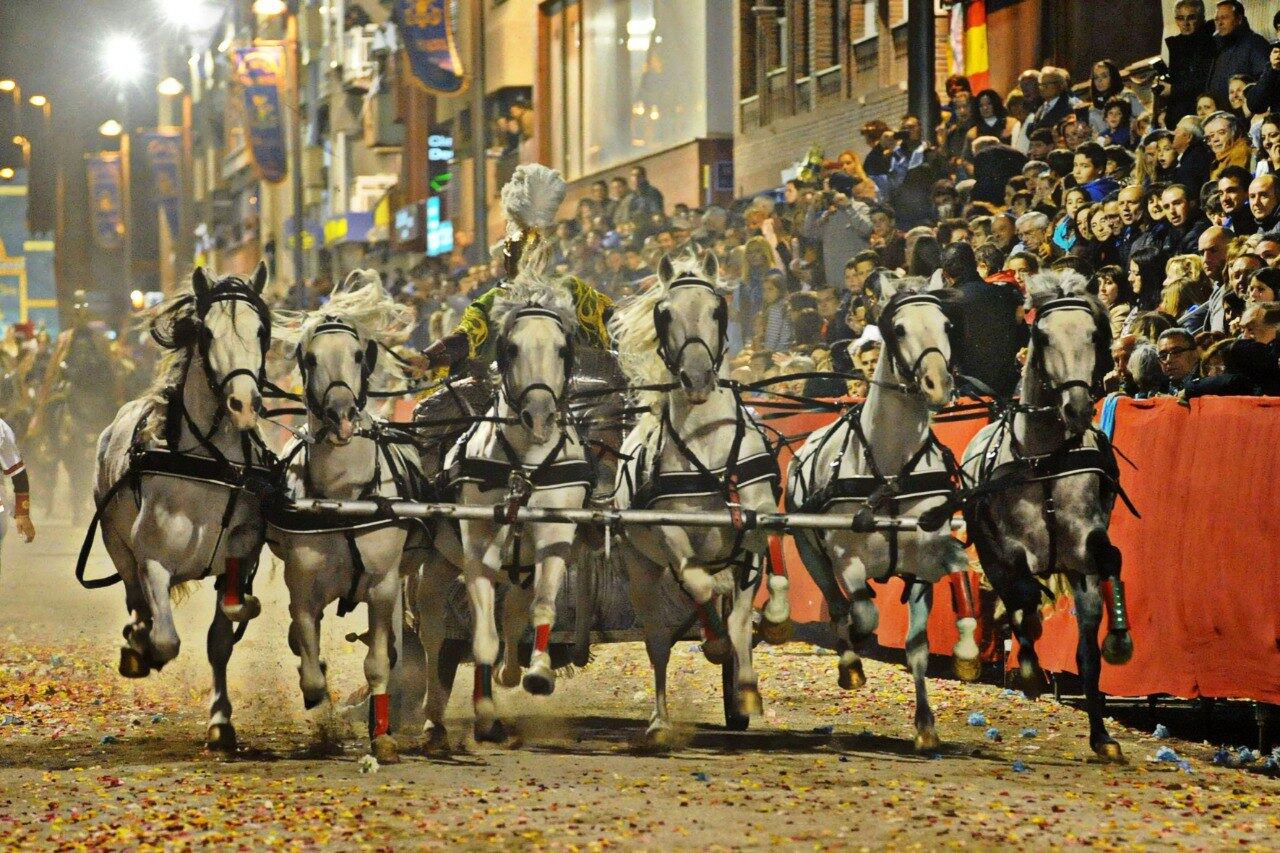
[28,94,47,107]
[0,167,14,181]
[98,119,124,137]
[252,0,288,15]
[157,77,185,97]
[13,135,31,169]
[159,0,215,31]
[102,34,145,87]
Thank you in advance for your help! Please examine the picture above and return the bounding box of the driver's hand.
[14,514,35,543]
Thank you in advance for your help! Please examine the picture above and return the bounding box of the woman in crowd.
[1129,245,1169,313]
[757,270,793,352]
[1257,112,1280,176]
[1246,267,1280,304]
[968,89,1021,147]
[1093,264,1135,337]
[1082,59,1146,135]
[1053,187,1091,253]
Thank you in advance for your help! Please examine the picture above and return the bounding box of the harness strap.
[338,533,366,616]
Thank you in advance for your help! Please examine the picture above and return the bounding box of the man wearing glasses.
[1156,328,1202,393]
[1157,1,1217,127]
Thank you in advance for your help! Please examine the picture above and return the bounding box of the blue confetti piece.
[1153,723,1169,739]
[1176,759,1194,773]
[984,727,1002,742]
[1011,759,1028,773]
[151,713,165,724]
[811,725,834,735]
[1211,746,1231,765]
[691,771,709,782]
[1020,727,1038,739]
[1154,746,1178,762]
[967,712,987,726]
[100,734,119,745]
[1236,747,1258,765]
[0,714,20,726]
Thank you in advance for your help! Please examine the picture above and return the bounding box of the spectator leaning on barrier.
[1156,327,1203,392]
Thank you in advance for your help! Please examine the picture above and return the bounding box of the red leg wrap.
[767,539,787,576]
[222,558,241,607]
[533,623,551,653]
[695,602,724,642]
[368,693,391,738]
[473,664,493,702]
[949,572,978,621]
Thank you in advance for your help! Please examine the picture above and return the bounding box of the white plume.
[1025,269,1089,309]
[501,164,567,237]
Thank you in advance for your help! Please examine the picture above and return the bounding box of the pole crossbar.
[286,498,965,534]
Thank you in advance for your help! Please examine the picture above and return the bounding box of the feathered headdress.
[496,164,567,276]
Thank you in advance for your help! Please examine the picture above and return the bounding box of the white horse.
[267,271,422,763]
[415,260,589,744]
[610,251,787,744]
[961,270,1132,762]
[787,281,974,751]
[92,264,274,752]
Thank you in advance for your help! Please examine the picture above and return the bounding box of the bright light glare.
[28,94,47,107]
[103,34,145,85]
[13,135,27,146]
[0,168,14,180]
[160,0,215,30]
[0,80,15,92]
[253,0,287,15]
[157,77,184,96]
[98,119,124,137]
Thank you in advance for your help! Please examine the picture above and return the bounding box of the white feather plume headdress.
[500,164,567,241]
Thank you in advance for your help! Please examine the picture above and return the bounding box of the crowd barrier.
[392,393,1280,703]
[763,396,1280,705]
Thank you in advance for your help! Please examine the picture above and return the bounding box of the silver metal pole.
[286,498,964,534]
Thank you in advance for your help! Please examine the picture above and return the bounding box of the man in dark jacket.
[1171,115,1214,195]
[1159,1,1219,127]
[1246,41,1280,119]
[1162,183,1213,254]
[970,136,1028,206]
[1205,1,1271,107]
[939,242,1027,399]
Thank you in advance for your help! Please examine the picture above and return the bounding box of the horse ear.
[251,260,269,294]
[701,251,719,281]
[364,339,378,374]
[657,254,676,286]
[192,266,211,297]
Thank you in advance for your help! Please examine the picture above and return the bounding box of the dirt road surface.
[1,512,1277,849]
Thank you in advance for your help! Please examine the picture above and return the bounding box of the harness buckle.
[726,474,745,532]
[503,468,533,523]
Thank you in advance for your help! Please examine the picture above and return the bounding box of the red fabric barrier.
[763,396,1280,704]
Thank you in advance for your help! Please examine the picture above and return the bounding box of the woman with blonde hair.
[835,150,880,202]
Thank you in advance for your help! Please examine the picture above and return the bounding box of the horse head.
[189,262,271,431]
[876,280,955,411]
[496,299,574,445]
[654,250,726,405]
[297,316,375,445]
[1024,271,1111,437]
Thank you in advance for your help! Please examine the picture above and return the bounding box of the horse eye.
[894,323,906,337]
[304,353,317,368]
[354,349,364,363]
[943,322,953,335]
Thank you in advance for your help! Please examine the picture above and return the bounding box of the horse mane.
[608,251,727,409]
[276,269,413,351]
[490,242,577,332]
[136,288,204,444]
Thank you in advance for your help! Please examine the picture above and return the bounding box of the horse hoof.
[1102,631,1134,666]
[302,689,328,711]
[914,727,941,752]
[522,667,556,697]
[953,655,982,683]
[118,646,151,679]
[495,664,522,689]
[759,617,793,646]
[1094,740,1126,763]
[422,725,450,754]
[206,723,238,753]
[371,735,401,765]
[736,685,763,717]
[701,637,731,666]
[474,719,508,744]
[1019,661,1047,699]
[220,595,261,623]
[838,658,866,691]
[645,725,675,748]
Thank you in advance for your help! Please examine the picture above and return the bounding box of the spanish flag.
[964,0,990,92]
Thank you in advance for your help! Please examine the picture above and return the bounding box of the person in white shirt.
[0,418,36,545]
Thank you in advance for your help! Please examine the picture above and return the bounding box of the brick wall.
[734,86,908,196]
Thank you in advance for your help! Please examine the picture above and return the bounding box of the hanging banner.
[397,0,467,95]
[232,44,289,183]
[85,153,124,251]
[138,130,183,238]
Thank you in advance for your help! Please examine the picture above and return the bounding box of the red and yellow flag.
[964,0,990,92]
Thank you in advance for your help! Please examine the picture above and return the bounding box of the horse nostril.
[520,411,534,429]
[347,406,358,421]
[228,397,245,413]
[924,376,936,391]
[678,370,693,388]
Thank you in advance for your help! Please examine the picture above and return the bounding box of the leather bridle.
[874,291,953,395]
[497,306,574,419]
[654,275,728,381]
[1027,295,1106,405]
[296,315,377,420]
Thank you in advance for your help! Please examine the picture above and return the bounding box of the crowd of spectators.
[378,0,1280,403]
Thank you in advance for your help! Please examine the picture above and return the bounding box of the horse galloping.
[267,270,425,763]
[961,270,1134,762]
[89,264,275,752]
[611,251,788,743]
[788,282,975,752]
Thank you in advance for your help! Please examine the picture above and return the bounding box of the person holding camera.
[802,171,873,291]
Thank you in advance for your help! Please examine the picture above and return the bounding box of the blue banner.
[397,0,467,95]
[85,154,124,251]
[139,130,183,239]
[233,45,289,183]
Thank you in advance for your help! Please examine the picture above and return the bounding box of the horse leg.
[758,543,792,645]
[218,556,261,623]
[103,531,152,678]
[837,555,877,691]
[627,561,673,746]
[139,559,180,669]
[679,563,730,665]
[415,561,453,750]
[1071,572,1125,762]
[1090,530,1133,665]
[284,559,329,710]
[497,583,531,689]
[464,559,505,742]
[978,540,1046,698]
[523,538,572,696]
[948,570,982,682]
[364,569,401,764]
[727,578,762,719]
[906,580,939,751]
[205,605,238,752]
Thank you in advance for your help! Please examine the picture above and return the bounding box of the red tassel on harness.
[948,572,978,621]
[222,558,241,608]
[473,664,493,702]
[368,692,391,738]
[534,623,551,653]
[695,601,725,642]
